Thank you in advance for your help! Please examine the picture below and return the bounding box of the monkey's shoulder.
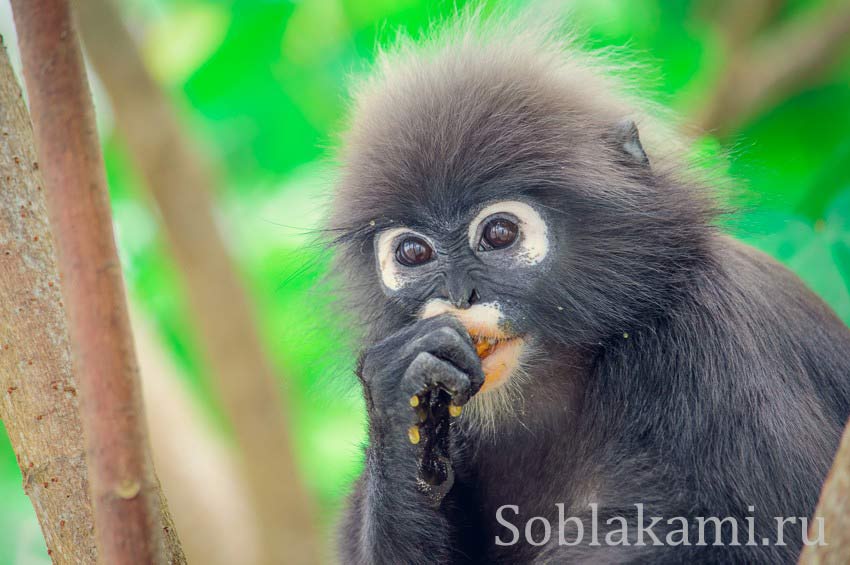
[711,235,849,339]
[627,234,850,421]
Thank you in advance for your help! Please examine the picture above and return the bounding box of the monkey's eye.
[395,236,434,267]
[479,218,519,251]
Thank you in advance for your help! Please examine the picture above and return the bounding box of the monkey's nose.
[453,288,480,309]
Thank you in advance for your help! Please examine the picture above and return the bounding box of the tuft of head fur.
[328,9,721,348]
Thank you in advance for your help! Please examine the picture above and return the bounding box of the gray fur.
[327,12,850,564]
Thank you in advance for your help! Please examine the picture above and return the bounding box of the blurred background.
[1,0,849,563]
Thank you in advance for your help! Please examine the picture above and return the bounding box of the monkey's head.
[329,18,717,400]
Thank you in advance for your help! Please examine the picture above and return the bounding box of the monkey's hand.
[358,315,484,504]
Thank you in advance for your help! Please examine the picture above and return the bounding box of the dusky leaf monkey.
[327,12,850,564]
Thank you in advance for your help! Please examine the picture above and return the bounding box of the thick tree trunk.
[9,1,184,563]
[74,2,320,562]
[0,37,97,565]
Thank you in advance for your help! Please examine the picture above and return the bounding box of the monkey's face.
[332,35,715,406]
[372,199,553,392]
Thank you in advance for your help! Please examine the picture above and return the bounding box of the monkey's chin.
[472,336,525,393]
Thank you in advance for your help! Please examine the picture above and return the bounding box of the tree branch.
[9,1,184,562]
[0,37,97,564]
[73,1,320,562]
[799,418,850,563]
[132,310,262,565]
[693,0,850,137]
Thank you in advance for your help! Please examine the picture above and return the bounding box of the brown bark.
[74,1,320,563]
[0,37,97,565]
[799,419,850,564]
[694,0,850,137]
[9,1,184,563]
[706,0,782,54]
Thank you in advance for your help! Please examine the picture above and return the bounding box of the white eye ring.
[468,201,549,265]
[375,228,435,290]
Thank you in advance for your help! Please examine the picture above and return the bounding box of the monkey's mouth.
[469,332,524,393]
[471,335,512,360]
[417,299,525,394]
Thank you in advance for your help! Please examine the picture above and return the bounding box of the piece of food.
[408,425,420,445]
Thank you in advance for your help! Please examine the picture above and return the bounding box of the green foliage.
[1,0,849,562]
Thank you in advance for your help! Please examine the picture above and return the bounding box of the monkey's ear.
[608,119,649,167]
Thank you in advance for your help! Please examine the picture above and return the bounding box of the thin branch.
[693,0,850,137]
[707,0,782,53]
[73,1,320,562]
[132,310,262,565]
[9,1,184,562]
[0,37,97,564]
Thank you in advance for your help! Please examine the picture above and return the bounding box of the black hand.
[359,315,484,492]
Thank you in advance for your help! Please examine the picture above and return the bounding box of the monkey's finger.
[421,314,477,347]
[404,326,483,383]
[402,351,476,405]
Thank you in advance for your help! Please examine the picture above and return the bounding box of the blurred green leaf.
[731,84,850,212]
[144,3,230,85]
